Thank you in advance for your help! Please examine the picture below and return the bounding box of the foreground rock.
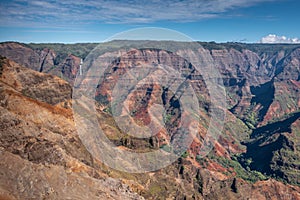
[0,57,143,200]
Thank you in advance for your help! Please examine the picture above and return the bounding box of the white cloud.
[0,0,274,26]
[260,34,300,44]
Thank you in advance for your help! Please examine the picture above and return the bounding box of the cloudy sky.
[0,0,299,43]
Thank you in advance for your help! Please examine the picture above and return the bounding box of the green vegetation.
[243,43,300,55]
[95,93,109,105]
[203,42,300,55]
[270,148,300,186]
[163,113,172,124]
[223,118,251,143]
[273,89,298,119]
[4,40,300,60]
[160,144,172,153]
[197,41,226,51]
[103,106,112,115]
[246,111,258,128]
[196,42,300,55]
[238,110,300,186]
[292,122,300,138]
[181,151,189,158]
[27,43,98,63]
[243,103,259,129]
[149,184,163,196]
[130,109,137,117]
[206,153,268,183]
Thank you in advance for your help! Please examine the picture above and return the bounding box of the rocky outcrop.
[0,57,143,200]
[0,151,144,200]
[0,42,42,71]
[0,42,83,84]
[209,46,300,126]
[0,57,71,106]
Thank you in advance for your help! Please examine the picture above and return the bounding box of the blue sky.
[0,0,299,43]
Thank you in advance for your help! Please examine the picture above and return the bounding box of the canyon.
[0,41,299,199]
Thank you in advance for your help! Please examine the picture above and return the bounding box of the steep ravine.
[0,41,300,199]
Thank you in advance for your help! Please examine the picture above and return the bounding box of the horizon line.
[2,40,300,45]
